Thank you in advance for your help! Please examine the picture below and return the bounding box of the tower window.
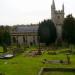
[57,16,60,19]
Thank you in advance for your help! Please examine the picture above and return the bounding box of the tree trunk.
[3,44,7,53]
[37,36,42,55]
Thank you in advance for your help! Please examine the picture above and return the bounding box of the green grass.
[0,47,3,52]
[0,47,75,75]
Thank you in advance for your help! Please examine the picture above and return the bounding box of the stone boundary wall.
[38,67,75,75]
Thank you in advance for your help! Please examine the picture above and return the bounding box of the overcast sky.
[0,0,75,25]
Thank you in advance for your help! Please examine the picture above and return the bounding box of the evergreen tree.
[62,14,75,44]
[38,19,57,45]
[0,26,11,52]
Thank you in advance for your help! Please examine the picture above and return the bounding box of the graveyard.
[0,0,75,75]
[0,46,75,75]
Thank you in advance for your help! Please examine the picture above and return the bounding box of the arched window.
[13,37,16,43]
[23,36,25,43]
[57,15,60,19]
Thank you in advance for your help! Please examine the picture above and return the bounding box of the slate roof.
[12,25,39,33]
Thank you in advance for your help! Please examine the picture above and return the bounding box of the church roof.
[12,25,39,33]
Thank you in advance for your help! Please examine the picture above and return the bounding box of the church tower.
[51,0,55,22]
[51,0,64,39]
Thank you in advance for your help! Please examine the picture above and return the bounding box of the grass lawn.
[0,47,3,53]
[0,47,75,75]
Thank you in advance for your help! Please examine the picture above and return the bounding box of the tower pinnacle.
[52,0,55,9]
[62,4,64,12]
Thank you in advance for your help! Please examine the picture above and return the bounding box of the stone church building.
[10,24,39,46]
[10,0,64,46]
